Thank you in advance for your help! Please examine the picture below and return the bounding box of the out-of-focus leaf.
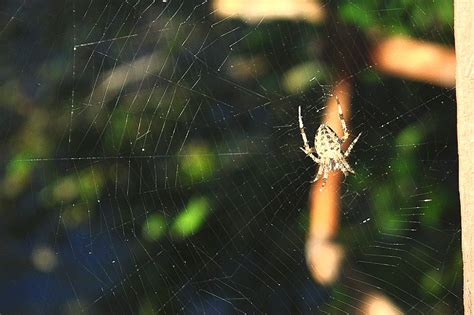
[395,125,424,152]
[62,204,89,228]
[142,213,167,241]
[283,61,327,94]
[421,189,448,227]
[435,0,454,26]
[105,112,138,150]
[372,185,404,232]
[78,168,104,201]
[338,1,452,36]
[171,196,210,238]
[227,55,269,81]
[420,269,443,296]
[51,176,79,203]
[390,155,416,179]
[180,143,216,182]
[348,166,368,190]
[138,301,155,315]
[3,152,35,197]
[359,68,381,84]
[40,167,104,205]
[339,3,375,29]
[3,110,53,197]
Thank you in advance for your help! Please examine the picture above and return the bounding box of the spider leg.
[300,148,321,163]
[311,165,324,183]
[341,159,355,174]
[334,159,349,176]
[321,167,329,189]
[344,132,362,158]
[340,161,349,176]
[298,106,321,163]
[298,106,312,154]
[335,95,349,143]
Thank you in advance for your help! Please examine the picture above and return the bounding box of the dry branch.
[305,80,351,285]
[372,36,455,88]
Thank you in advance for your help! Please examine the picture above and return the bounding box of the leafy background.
[0,0,460,313]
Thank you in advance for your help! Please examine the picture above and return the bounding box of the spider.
[298,96,361,188]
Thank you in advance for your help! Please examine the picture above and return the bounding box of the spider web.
[0,0,461,313]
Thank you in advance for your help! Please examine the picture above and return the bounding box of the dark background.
[0,0,461,313]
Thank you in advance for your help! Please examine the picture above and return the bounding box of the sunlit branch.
[305,80,351,285]
[372,36,455,88]
[213,0,325,23]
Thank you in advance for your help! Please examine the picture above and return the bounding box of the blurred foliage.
[142,213,167,241]
[170,196,211,238]
[40,167,104,206]
[282,61,328,94]
[339,0,453,38]
[180,143,216,182]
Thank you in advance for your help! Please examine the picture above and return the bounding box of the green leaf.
[339,3,375,29]
[105,111,137,150]
[372,185,405,233]
[395,125,424,151]
[180,144,216,182]
[171,197,210,238]
[40,167,104,205]
[421,189,448,227]
[435,0,454,26]
[142,214,167,241]
[420,269,443,296]
[283,61,328,94]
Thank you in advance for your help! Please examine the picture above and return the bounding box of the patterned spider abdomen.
[314,124,342,157]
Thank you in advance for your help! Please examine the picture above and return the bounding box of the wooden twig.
[213,0,325,23]
[305,81,351,284]
[372,36,455,88]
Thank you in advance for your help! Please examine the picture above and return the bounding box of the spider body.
[298,96,361,188]
[314,124,341,158]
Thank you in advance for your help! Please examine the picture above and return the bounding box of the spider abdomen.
[314,124,341,157]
